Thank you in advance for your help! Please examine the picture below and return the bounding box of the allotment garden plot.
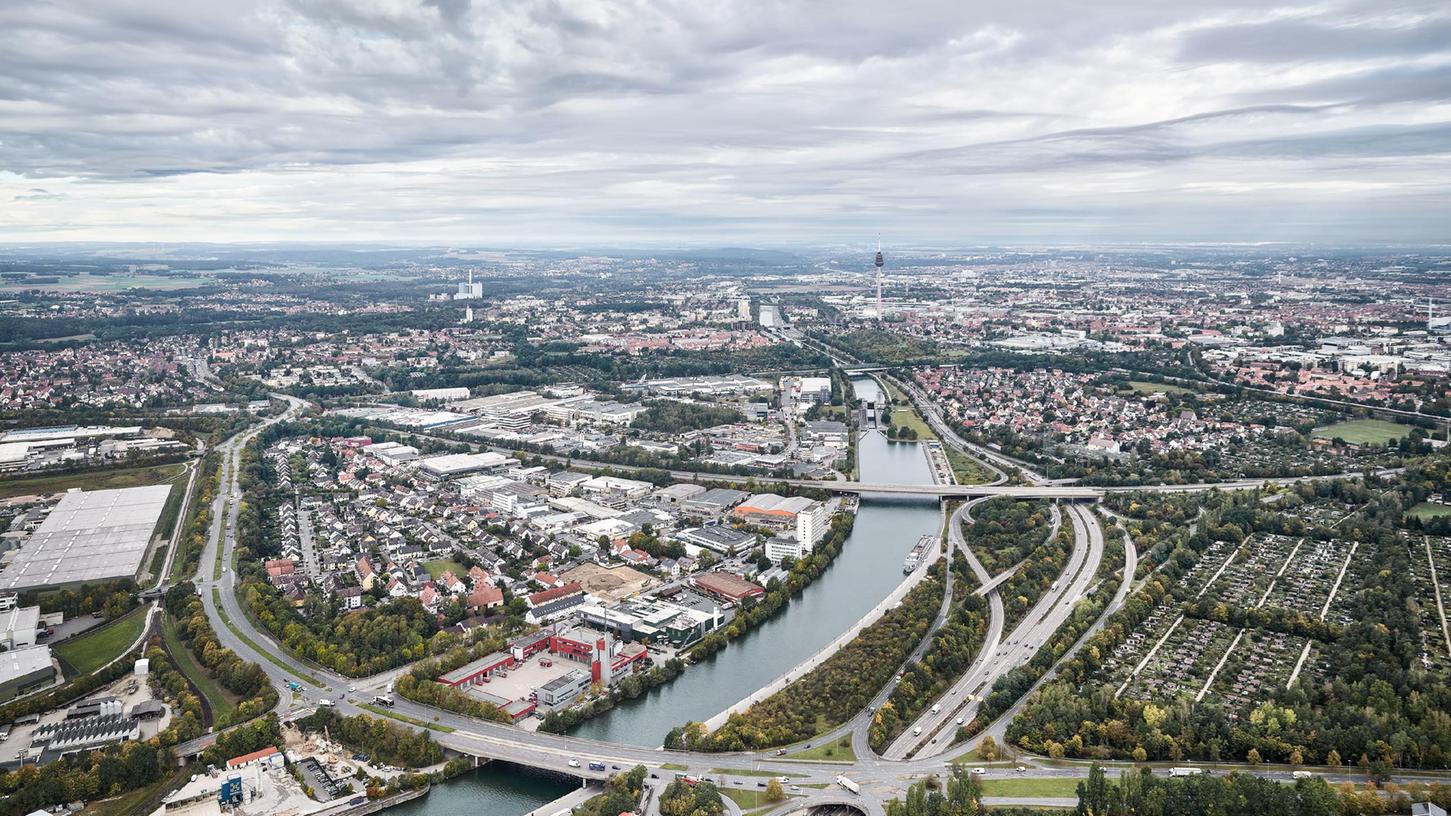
[1104,527,1361,716]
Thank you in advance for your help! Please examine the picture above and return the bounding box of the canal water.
[427,378,943,813]
[386,762,574,816]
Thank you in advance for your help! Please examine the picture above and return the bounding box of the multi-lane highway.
[175,386,1450,816]
[887,503,1104,760]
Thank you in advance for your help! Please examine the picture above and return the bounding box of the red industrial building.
[691,571,765,604]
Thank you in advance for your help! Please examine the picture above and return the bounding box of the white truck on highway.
[836,775,860,794]
[930,703,941,714]
[1168,767,1203,777]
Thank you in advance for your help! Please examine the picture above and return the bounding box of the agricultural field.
[0,461,187,499]
[1118,380,1194,396]
[0,271,212,292]
[1310,418,1410,446]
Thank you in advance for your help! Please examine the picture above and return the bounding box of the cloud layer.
[1,0,1448,244]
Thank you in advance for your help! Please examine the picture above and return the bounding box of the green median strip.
[978,777,1082,798]
[710,768,805,778]
[210,587,325,687]
[358,703,456,733]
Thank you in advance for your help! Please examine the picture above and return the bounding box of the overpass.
[787,480,1100,500]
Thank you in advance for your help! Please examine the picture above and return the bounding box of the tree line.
[871,552,989,751]
[674,564,946,751]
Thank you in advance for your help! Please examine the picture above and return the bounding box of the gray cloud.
[1179,16,1451,64]
[0,0,1447,244]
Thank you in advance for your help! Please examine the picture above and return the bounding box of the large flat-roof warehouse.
[0,485,172,592]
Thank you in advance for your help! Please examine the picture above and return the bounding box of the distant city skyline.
[1,1,1448,244]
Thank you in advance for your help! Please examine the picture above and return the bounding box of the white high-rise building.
[455,270,483,300]
[794,500,829,549]
[737,296,752,320]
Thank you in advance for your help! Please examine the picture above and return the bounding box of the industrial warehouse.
[0,485,172,593]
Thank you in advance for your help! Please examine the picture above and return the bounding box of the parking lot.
[298,756,355,802]
[464,650,589,708]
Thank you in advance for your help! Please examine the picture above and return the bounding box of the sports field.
[1408,502,1451,521]
[1310,419,1409,445]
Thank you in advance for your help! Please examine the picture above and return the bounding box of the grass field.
[1409,502,1451,521]
[978,777,1082,798]
[423,559,466,580]
[945,446,997,485]
[879,379,938,441]
[1121,380,1194,396]
[161,613,237,722]
[1311,418,1410,445]
[785,736,855,762]
[720,787,789,814]
[0,461,187,499]
[56,607,146,676]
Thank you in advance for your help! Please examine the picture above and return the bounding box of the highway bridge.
[174,390,1446,815]
[784,480,1101,499]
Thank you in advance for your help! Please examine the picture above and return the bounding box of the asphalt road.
[888,503,1103,761]
[179,389,1450,815]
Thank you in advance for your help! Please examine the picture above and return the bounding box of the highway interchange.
[170,387,1447,816]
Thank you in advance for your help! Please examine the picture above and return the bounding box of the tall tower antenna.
[874,237,884,321]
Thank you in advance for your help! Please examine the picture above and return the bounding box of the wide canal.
[432,378,944,812]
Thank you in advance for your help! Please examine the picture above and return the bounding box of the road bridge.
[783,481,1100,499]
[178,392,1451,814]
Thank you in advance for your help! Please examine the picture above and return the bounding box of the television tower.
[874,238,884,320]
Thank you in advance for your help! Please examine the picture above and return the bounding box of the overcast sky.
[1,0,1448,246]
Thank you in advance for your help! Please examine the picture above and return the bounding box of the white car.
[956,717,964,725]
[348,685,356,693]
[568,759,581,768]
[1016,766,1028,774]
[972,767,987,775]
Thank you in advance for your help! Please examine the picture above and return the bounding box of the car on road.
[972,767,987,775]
[347,685,357,693]
[1016,766,1027,774]
[956,717,964,725]
[567,759,580,768]
[774,749,787,756]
